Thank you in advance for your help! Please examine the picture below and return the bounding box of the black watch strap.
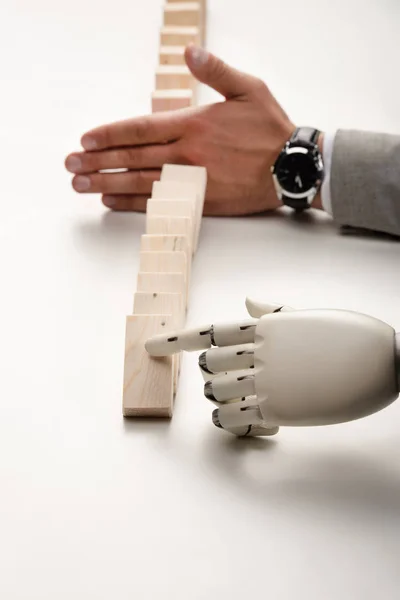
[291,127,320,145]
[281,127,321,211]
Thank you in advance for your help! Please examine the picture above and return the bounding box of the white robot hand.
[145,299,400,437]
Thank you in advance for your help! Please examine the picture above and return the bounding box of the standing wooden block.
[139,251,189,287]
[160,45,186,65]
[152,89,193,113]
[133,291,185,394]
[164,2,202,27]
[137,272,187,307]
[156,65,195,91]
[123,315,174,417]
[146,217,193,253]
[159,166,207,251]
[147,199,194,220]
[151,181,199,250]
[133,291,184,328]
[160,26,201,47]
[140,234,191,262]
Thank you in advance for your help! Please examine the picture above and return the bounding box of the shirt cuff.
[321,130,337,215]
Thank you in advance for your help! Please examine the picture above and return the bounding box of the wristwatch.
[271,127,324,211]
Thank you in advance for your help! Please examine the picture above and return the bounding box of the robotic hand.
[145,299,400,438]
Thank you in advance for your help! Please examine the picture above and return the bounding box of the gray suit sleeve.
[330,130,400,236]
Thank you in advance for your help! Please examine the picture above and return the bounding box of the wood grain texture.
[152,89,193,113]
[140,233,191,260]
[133,291,184,394]
[146,217,193,255]
[164,2,202,27]
[160,26,201,46]
[156,65,195,91]
[123,315,174,417]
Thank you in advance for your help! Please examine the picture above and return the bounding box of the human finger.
[102,195,148,211]
[72,169,160,195]
[81,111,187,151]
[66,143,179,174]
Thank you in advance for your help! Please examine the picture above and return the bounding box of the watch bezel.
[272,142,324,200]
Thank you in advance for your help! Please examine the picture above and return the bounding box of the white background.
[0,1,399,598]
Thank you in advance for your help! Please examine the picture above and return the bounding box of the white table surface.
[0,1,399,598]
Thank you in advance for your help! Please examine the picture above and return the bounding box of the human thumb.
[185,45,258,100]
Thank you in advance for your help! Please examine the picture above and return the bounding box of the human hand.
[145,298,398,437]
[65,46,296,216]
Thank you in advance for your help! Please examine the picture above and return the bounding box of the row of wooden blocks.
[123,164,207,417]
[122,1,208,418]
[152,1,207,113]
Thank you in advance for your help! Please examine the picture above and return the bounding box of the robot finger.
[204,369,256,403]
[198,343,255,375]
[145,319,257,356]
[212,395,265,429]
[212,407,280,438]
[245,297,295,318]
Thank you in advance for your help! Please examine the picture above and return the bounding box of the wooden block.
[140,234,191,261]
[160,165,207,251]
[160,25,201,47]
[152,89,193,113]
[137,272,187,307]
[139,251,189,288]
[147,199,194,220]
[160,45,186,65]
[164,2,202,27]
[152,180,198,203]
[156,65,195,91]
[146,216,192,247]
[123,314,174,417]
[133,291,184,328]
[133,291,184,395]
[161,164,207,201]
[151,181,199,250]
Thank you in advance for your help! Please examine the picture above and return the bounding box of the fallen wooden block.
[164,2,202,28]
[152,89,193,113]
[160,25,201,47]
[156,65,195,91]
[160,45,186,65]
[123,314,174,417]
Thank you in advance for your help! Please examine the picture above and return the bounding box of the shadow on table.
[200,430,400,519]
[71,210,145,257]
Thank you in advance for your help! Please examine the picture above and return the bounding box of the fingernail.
[81,135,97,151]
[103,196,116,208]
[74,176,91,192]
[189,45,208,67]
[65,155,82,172]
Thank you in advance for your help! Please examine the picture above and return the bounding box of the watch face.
[275,150,321,195]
